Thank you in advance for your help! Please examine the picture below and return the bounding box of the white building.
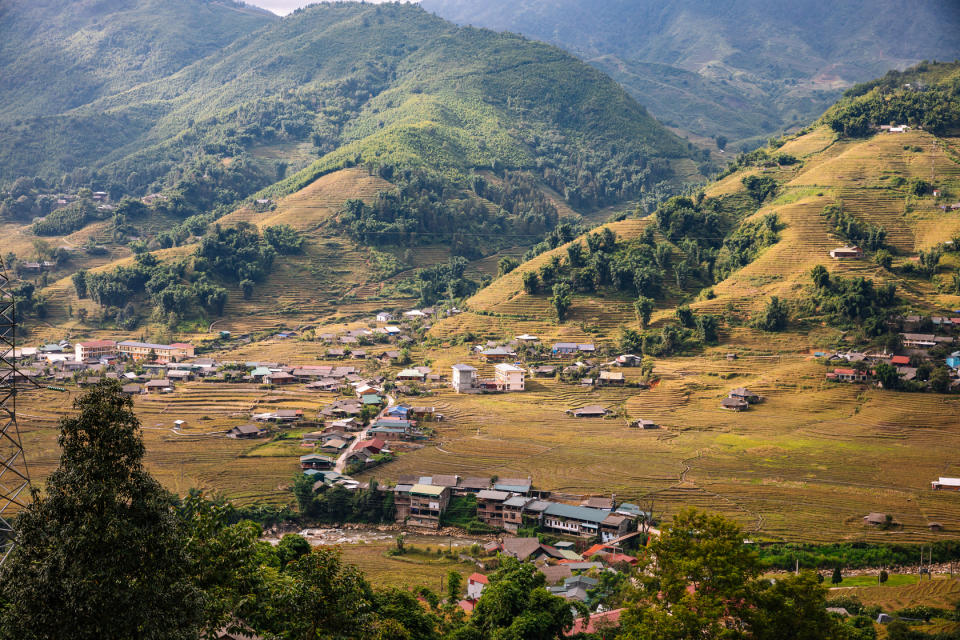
[494,363,525,392]
[467,573,488,600]
[451,364,477,393]
[75,340,116,361]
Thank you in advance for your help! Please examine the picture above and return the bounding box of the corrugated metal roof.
[410,483,445,496]
[543,502,610,524]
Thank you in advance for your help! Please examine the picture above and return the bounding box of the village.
[10,300,960,549]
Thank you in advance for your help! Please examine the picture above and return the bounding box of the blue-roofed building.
[386,404,412,418]
[947,351,960,369]
[552,342,578,356]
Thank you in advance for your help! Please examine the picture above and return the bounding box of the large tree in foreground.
[0,382,203,640]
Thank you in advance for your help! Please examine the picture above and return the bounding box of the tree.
[929,366,951,393]
[745,572,844,640]
[0,382,203,639]
[619,328,643,354]
[873,362,901,390]
[715,135,727,151]
[550,282,572,323]
[619,509,760,640]
[810,264,830,289]
[566,242,584,268]
[874,249,893,270]
[453,557,581,640]
[446,570,463,603]
[634,295,655,328]
[695,314,719,344]
[754,296,789,331]
[675,305,695,328]
[879,570,889,584]
[832,566,843,585]
[241,278,255,300]
[72,269,88,298]
[179,492,279,637]
[619,510,846,640]
[277,547,376,640]
[497,256,520,277]
[521,271,538,294]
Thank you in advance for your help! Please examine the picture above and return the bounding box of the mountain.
[1,2,708,337]
[0,0,275,122]
[0,2,703,204]
[420,0,960,149]
[462,61,960,335]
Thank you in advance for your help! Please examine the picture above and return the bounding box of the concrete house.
[451,364,478,393]
[466,573,488,600]
[829,246,864,259]
[494,363,525,391]
[477,489,511,528]
[542,503,614,538]
[407,484,450,530]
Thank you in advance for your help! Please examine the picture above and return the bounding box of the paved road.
[334,392,395,473]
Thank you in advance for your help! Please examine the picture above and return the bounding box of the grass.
[830,574,920,588]
[337,542,476,590]
[843,576,960,611]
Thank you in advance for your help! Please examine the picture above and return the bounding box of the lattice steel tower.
[0,256,30,565]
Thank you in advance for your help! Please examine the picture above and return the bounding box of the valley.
[3,4,960,636]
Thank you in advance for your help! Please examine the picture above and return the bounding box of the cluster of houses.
[6,338,200,394]
[386,474,645,543]
[448,337,650,395]
[820,316,960,388]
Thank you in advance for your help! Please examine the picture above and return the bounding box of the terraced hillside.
[451,124,960,341]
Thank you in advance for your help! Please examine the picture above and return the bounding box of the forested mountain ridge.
[0,2,704,207]
[0,0,275,122]
[1,2,709,335]
[420,0,960,149]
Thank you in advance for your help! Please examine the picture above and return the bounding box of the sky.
[248,0,414,16]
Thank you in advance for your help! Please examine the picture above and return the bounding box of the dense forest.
[0,1,700,218]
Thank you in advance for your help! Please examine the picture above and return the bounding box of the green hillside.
[421,0,960,148]
[0,0,274,122]
[0,1,703,210]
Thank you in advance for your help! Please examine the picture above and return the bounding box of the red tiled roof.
[458,599,476,614]
[565,609,623,636]
[602,553,638,565]
[468,572,488,584]
[890,355,910,365]
[834,368,856,375]
[355,437,385,451]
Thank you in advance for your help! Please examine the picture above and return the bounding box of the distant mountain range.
[420,0,960,149]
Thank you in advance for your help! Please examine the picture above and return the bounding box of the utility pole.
[0,256,31,565]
